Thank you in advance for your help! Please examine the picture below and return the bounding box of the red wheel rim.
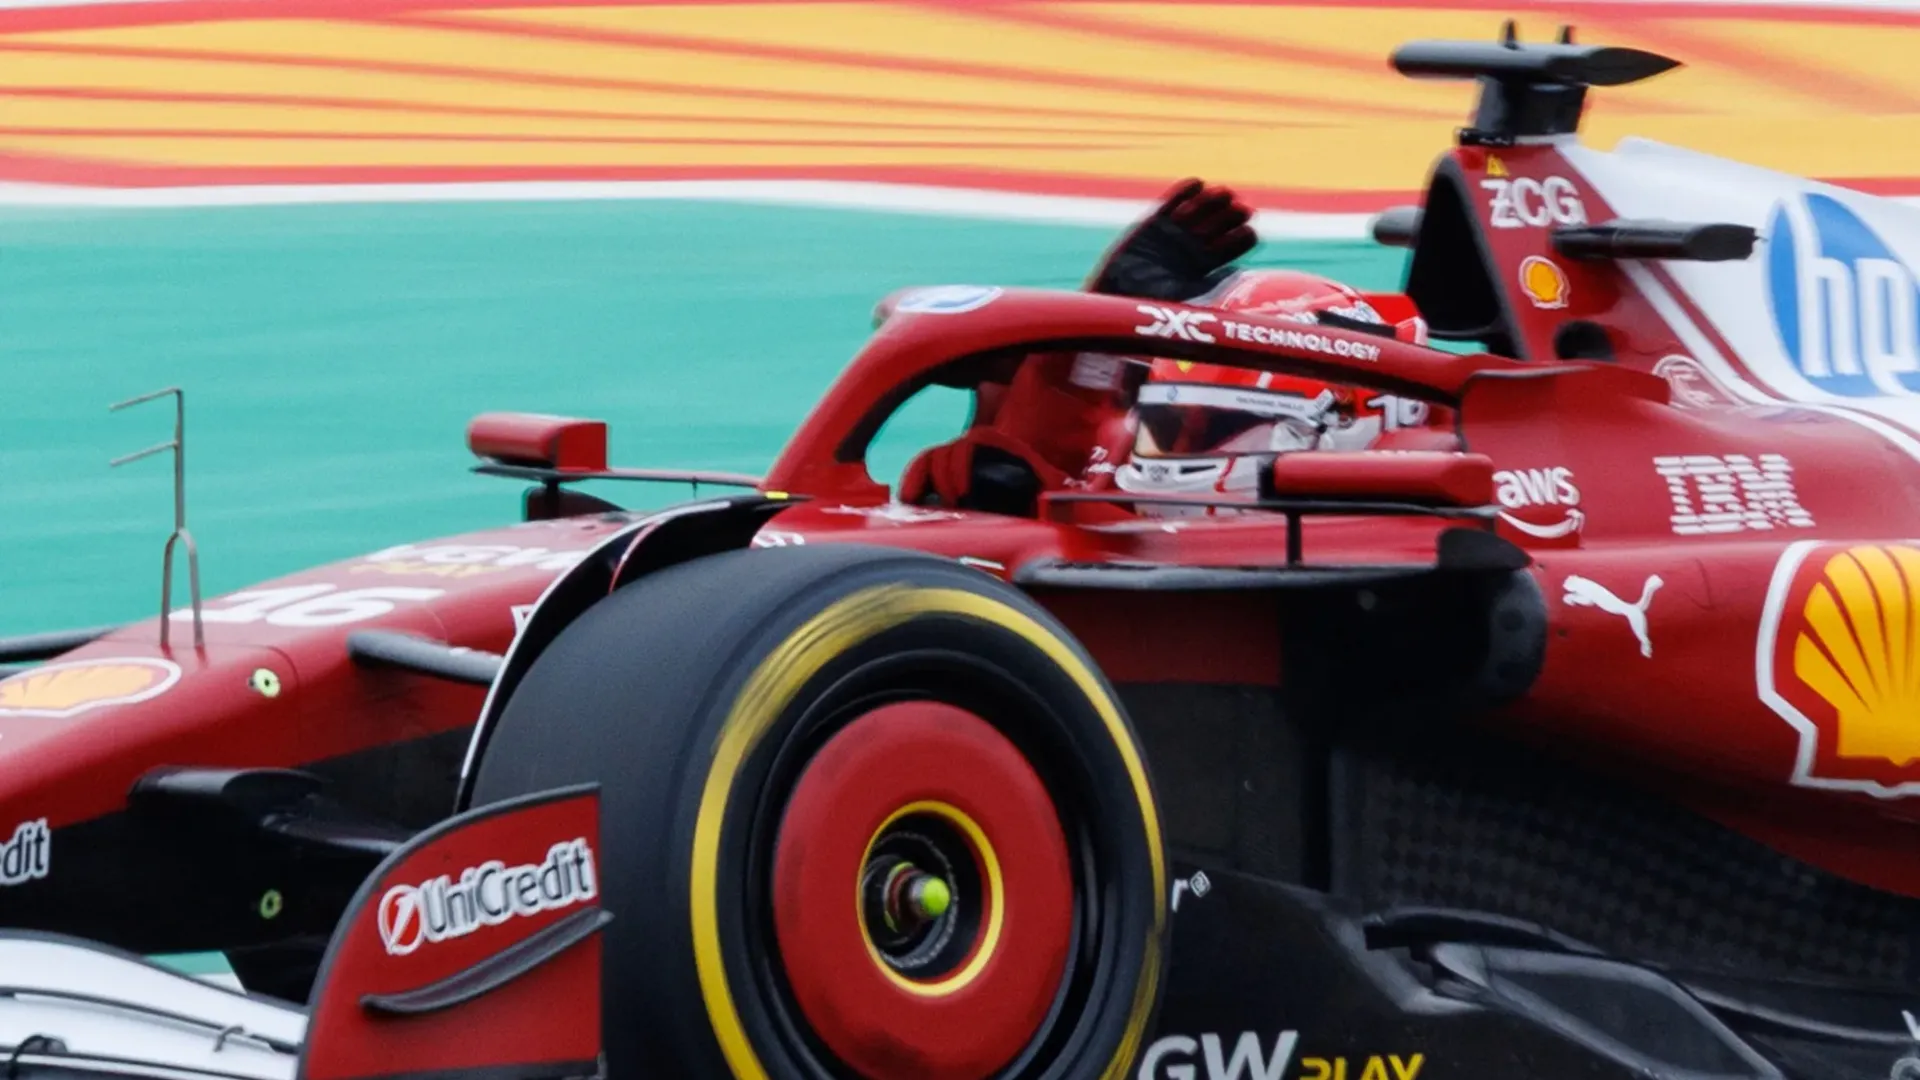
[772,702,1073,1080]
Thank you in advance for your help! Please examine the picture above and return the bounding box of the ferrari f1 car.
[7,24,1920,1080]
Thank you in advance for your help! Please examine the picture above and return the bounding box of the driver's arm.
[900,180,1257,510]
[994,180,1259,476]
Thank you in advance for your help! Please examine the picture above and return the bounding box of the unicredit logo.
[376,838,598,956]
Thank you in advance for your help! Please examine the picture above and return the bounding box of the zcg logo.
[1767,192,1920,398]
[1480,175,1587,230]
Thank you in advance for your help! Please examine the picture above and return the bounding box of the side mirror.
[467,413,608,473]
[1258,450,1495,507]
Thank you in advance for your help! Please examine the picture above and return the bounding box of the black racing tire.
[469,542,1166,1080]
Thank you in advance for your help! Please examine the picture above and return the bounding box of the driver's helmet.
[1115,269,1427,509]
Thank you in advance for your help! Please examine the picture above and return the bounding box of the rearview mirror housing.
[1259,450,1496,508]
[467,412,609,473]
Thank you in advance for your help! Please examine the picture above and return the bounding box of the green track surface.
[1,200,1403,636]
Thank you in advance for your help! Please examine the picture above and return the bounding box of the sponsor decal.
[1137,1033,1422,1080]
[1298,1058,1424,1080]
[1141,382,1333,423]
[355,543,588,579]
[1481,174,1588,230]
[1493,466,1584,539]
[1364,394,1429,433]
[1654,453,1814,536]
[1169,870,1210,912]
[1137,305,1219,344]
[0,819,49,887]
[894,285,1001,315]
[1218,319,1381,361]
[511,604,537,634]
[1758,541,1920,798]
[751,530,807,548]
[1519,255,1570,310]
[1139,1033,1298,1080]
[1070,352,1126,390]
[0,658,182,719]
[1766,191,1920,398]
[377,838,598,956]
[1653,355,1739,409]
[180,584,446,628]
[821,503,965,524]
[1563,574,1662,658]
[1485,154,1507,178]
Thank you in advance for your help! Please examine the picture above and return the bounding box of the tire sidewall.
[676,552,1167,1080]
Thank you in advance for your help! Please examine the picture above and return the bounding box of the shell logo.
[1518,256,1570,310]
[1759,541,1920,797]
[0,657,182,719]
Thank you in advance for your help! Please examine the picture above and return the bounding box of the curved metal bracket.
[110,387,202,651]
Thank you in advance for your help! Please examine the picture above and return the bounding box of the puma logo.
[1563,574,1663,658]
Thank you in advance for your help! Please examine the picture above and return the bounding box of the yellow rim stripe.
[688,582,1165,1080]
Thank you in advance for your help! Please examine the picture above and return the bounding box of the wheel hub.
[858,815,980,980]
[770,701,1074,1080]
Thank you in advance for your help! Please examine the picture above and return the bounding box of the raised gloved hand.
[898,428,1069,516]
[1085,178,1258,302]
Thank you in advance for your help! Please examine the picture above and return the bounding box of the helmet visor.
[1132,382,1334,458]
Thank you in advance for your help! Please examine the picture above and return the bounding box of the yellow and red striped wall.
[0,0,1914,208]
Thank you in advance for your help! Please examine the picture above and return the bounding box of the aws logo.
[1766,192,1920,398]
[1759,541,1920,798]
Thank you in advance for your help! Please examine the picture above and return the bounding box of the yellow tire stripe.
[688,582,1165,1080]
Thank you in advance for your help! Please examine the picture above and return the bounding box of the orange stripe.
[930,0,1389,77]
[0,126,1132,150]
[0,39,1255,131]
[1581,13,1920,113]
[0,85,1197,138]
[378,10,1454,122]
[3,0,1918,37]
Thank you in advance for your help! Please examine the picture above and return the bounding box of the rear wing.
[1391,21,1678,145]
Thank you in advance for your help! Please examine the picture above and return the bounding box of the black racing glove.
[1085,178,1258,302]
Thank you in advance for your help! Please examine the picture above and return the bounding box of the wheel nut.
[908,875,952,919]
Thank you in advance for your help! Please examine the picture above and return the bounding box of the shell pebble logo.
[1760,541,1920,797]
[1519,256,1570,310]
[0,657,182,719]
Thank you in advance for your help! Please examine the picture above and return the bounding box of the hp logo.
[1766,192,1920,397]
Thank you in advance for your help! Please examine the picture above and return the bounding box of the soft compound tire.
[469,542,1166,1080]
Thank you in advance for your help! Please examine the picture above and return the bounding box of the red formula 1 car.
[8,26,1920,1080]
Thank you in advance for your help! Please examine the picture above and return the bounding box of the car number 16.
[171,584,446,628]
